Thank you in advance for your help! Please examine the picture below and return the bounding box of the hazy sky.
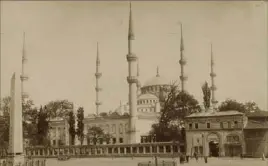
[1,1,267,115]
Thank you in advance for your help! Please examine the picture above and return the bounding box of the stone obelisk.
[8,73,24,165]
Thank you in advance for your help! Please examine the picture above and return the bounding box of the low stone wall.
[25,142,183,158]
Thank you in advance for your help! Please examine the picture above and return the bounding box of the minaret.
[0,33,2,115]
[20,32,29,102]
[95,42,102,116]
[136,60,141,95]
[126,2,138,144]
[156,66,160,77]
[179,23,187,92]
[210,43,218,109]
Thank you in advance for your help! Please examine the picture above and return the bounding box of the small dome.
[138,93,158,100]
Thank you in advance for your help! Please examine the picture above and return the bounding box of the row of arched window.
[138,99,158,105]
[86,123,129,134]
[138,107,155,113]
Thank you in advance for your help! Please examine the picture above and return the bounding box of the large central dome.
[143,75,170,87]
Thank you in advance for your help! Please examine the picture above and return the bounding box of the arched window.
[112,124,116,133]
[119,124,123,134]
[125,124,128,133]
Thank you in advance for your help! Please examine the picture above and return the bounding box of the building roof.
[245,120,268,129]
[143,75,170,87]
[186,110,243,118]
[246,111,268,117]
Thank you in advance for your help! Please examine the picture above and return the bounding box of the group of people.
[179,152,208,164]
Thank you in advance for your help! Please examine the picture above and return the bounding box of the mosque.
[1,2,267,158]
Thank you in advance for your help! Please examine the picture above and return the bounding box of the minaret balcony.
[128,33,135,40]
[20,75,29,81]
[210,73,216,77]
[127,76,138,84]
[180,75,188,81]
[210,85,217,91]
[22,56,28,63]
[179,59,187,65]
[126,53,137,61]
[95,87,102,92]
[95,73,102,78]
[95,102,102,106]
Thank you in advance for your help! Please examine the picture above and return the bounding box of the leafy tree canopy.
[44,100,73,119]
[68,111,76,145]
[150,84,201,142]
[86,126,112,145]
[218,99,261,113]
[202,81,211,109]
[76,107,85,145]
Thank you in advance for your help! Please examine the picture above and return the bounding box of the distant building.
[185,109,268,157]
[244,111,268,157]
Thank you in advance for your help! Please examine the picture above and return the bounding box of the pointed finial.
[22,32,26,55]
[211,42,214,64]
[96,42,100,64]
[128,1,134,40]
[156,66,160,77]
[180,23,184,51]
[23,31,25,45]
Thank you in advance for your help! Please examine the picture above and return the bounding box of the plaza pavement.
[46,157,268,166]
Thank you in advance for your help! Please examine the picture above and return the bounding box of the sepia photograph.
[0,1,267,166]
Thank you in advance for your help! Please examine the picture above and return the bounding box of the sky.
[0,1,267,115]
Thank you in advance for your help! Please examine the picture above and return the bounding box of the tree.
[0,96,39,147]
[36,106,49,146]
[218,99,246,113]
[202,81,211,109]
[86,126,112,145]
[99,112,108,117]
[0,114,9,148]
[109,111,120,117]
[160,85,201,126]
[1,96,11,115]
[150,84,201,142]
[68,111,76,145]
[76,107,85,145]
[45,100,73,119]
[244,101,261,113]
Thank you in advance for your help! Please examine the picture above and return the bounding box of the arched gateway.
[207,132,220,157]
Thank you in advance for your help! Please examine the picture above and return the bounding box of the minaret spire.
[210,43,217,110]
[136,60,141,95]
[95,42,102,116]
[156,66,160,77]
[179,23,187,92]
[20,32,29,102]
[126,1,138,144]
